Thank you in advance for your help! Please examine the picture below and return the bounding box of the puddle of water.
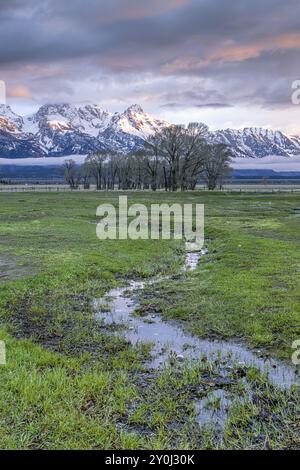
[185,250,206,271]
[195,389,230,430]
[0,257,16,270]
[0,256,32,282]
[94,247,299,389]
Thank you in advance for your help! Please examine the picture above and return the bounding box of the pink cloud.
[162,33,300,73]
[7,85,31,98]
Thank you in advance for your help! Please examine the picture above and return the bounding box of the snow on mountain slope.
[99,105,169,152]
[23,104,112,136]
[0,104,45,157]
[20,104,113,156]
[213,128,300,158]
[120,104,168,136]
[0,104,24,131]
[0,128,45,158]
[0,102,300,159]
[21,103,167,156]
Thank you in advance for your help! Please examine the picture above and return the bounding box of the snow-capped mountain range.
[213,128,300,159]
[0,103,168,158]
[0,103,300,159]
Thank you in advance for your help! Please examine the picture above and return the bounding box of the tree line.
[64,122,232,191]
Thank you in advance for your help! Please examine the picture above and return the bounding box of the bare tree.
[157,125,185,191]
[106,153,120,189]
[144,134,163,191]
[129,151,147,189]
[64,159,79,189]
[118,154,134,189]
[77,124,232,192]
[180,122,208,191]
[144,122,209,191]
[144,125,186,191]
[202,144,232,190]
[85,152,107,190]
[80,161,92,189]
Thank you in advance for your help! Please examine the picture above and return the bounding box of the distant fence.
[1,184,300,193]
[0,185,89,193]
[221,184,300,193]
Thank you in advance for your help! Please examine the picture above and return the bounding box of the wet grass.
[0,191,299,449]
[138,193,300,359]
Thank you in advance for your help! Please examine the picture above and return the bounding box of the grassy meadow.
[0,191,299,449]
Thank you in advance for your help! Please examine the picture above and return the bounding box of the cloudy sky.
[1,0,300,133]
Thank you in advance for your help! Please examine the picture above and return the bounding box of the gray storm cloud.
[0,0,300,122]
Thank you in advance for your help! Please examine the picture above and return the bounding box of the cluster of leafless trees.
[64,122,232,191]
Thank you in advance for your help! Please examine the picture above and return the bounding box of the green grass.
[138,192,300,358]
[0,191,299,449]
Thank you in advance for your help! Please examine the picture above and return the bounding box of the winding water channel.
[94,246,299,428]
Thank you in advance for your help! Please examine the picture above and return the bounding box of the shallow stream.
[94,245,299,428]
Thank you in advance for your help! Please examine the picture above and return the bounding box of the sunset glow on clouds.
[0,0,300,133]
[7,85,31,98]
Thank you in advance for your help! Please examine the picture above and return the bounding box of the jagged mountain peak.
[124,104,145,115]
[0,104,23,130]
[213,127,299,158]
[1,102,300,159]
[0,103,16,114]
[28,102,110,122]
[243,127,284,137]
[107,104,168,141]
